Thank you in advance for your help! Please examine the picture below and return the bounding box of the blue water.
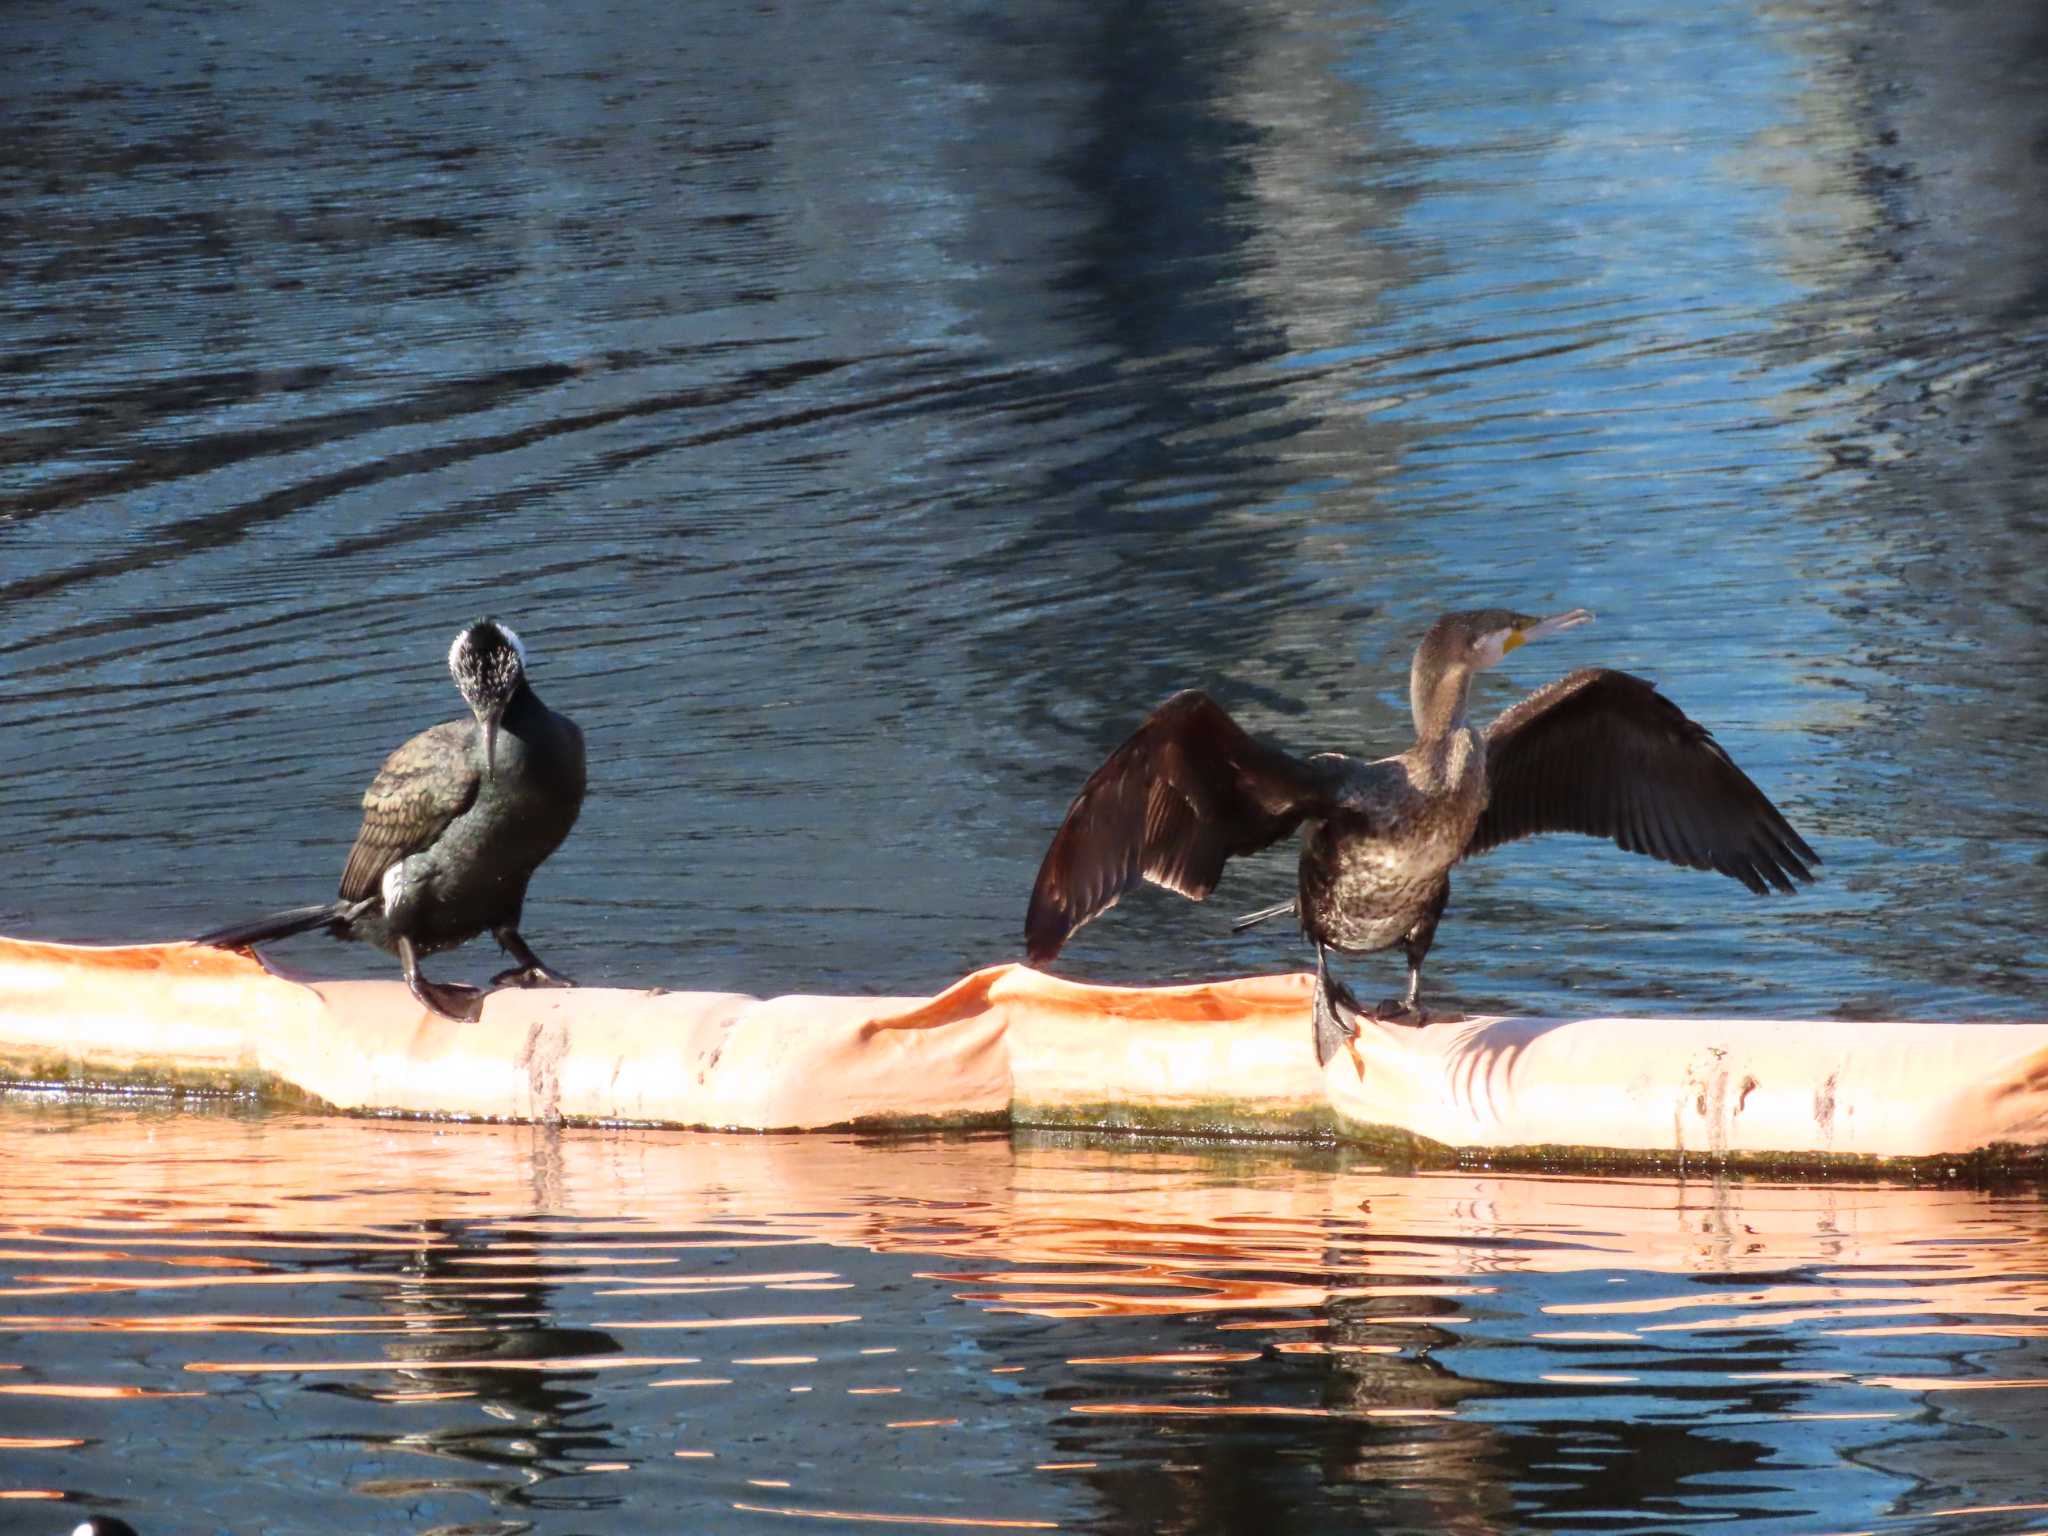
[4,0,2048,1529]
[7,0,2047,1022]
[5,1104,2048,1536]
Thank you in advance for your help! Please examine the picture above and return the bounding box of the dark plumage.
[198,619,586,1021]
[1025,608,1818,1067]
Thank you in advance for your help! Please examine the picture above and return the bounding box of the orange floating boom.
[1,936,2045,1168]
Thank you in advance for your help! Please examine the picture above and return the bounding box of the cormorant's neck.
[1409,657,1476,744]
[502,678,542,723]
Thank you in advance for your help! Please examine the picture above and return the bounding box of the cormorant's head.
[1436,606,1594,672]
[448,619,528,777]
[1411,607,1592,732]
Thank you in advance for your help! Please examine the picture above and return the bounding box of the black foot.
[1312,971,1367,1069]
[412,978,487,1023]
[490,964,577,990]
[1371,997,1431,1028]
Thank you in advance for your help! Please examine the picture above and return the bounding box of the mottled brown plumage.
[338,720,484,902]
[1024,608,1818,1067]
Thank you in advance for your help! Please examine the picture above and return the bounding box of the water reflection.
[3,1104,2046,1532]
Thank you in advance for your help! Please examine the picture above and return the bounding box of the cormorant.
[1024,608,1818,1067]
[198,619,586,1022]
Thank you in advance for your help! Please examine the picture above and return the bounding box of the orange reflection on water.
[1931,1503,2048,1517]
[184,1353,703,1374]
[0,1313,502,1336]
[597,1314,862,1331]
[1833,1324,2048,1338]
[1065,1351,1261,1365]
[731,1502,1055,1529]
[1064,1417,1335,1425]
[371,1389,475,1402]
[6,1106,2048,1530]
[1532,1330,1640,1341]
[1271,1342,1401,1356]
[0,1383,201,1399]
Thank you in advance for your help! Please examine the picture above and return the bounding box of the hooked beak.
[1503,607,1594,656]
[480,703,506,778]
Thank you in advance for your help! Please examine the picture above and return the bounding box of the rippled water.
[4,0,2047,1021]
[7,0,2048,1528]
[0,1104,2045,1534]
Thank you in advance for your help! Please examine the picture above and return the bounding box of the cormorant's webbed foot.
[490,963,576,990]
[1372,959,1433,1028]
[397,935,486,1022]
[1311,950,1367,1069]
[1371,997,1432,1028]
[412,976,487,1023]
[490,925,575,989]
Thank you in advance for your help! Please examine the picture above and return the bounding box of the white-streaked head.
[448,619,526,688]
[448,619,529,775]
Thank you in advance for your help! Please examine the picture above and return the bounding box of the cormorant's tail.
[1230,897,1298,933]
[195,901,354,950]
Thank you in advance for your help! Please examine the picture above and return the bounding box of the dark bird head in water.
[448,618,528,776]
[73,1519,142,1536]
[1411,606,1593,733]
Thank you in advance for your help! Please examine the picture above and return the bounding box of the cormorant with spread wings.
[1024,609,1817,1067]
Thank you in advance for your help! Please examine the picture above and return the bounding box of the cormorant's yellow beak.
[1515,608,1596,653]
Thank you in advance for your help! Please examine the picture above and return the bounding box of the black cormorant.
[1024,609,1817,1066]
[198,619,586,1022]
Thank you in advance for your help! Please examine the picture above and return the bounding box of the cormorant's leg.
[1311,944,1367,1069]
[398,936,486,1023]
[1374,883,1448,1027]
[490,926,577,989]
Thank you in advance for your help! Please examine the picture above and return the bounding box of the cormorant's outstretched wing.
[338,719,482,901]
[1025,690,1348,963]
[1468,668,1818,893]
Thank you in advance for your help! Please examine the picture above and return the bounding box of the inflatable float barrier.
[3,935,2047,1170]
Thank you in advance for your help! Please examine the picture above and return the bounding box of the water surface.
[3,0,2047,1019]
[3,1104,2047,1535]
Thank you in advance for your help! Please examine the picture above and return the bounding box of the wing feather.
[337,719,483,901]
[1469,669,1818,893]
[1024,690,1346,963]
